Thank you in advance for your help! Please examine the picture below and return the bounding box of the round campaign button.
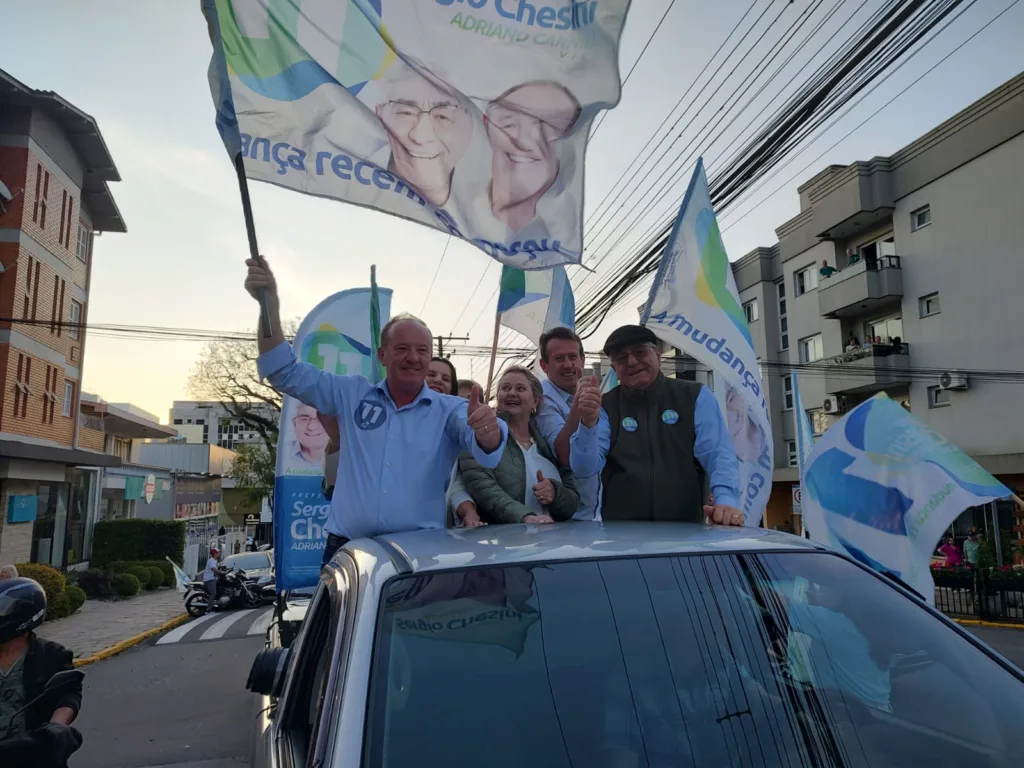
[662,409,679,425]
[354,398,387,431]
[621,417,638,433]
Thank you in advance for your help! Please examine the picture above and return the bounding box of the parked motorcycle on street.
[184,567,272,617]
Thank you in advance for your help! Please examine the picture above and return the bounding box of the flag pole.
[234,152,273,339]
[485,311,501,403]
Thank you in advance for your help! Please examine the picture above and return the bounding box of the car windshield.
[365,552,1024,767]
[222,553,270,571]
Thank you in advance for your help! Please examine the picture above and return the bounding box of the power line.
[589,0,679,141]
[418,235,452,316]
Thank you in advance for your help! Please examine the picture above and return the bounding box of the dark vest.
[601,375,706,523]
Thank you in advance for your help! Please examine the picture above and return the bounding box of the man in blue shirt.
[532,327,607,521]
[245,257,506,564]
[570,325,744,526]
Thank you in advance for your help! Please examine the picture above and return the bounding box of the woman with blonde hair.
[458,366,578,524]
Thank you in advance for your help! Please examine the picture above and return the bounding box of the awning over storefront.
[0,440,121,469]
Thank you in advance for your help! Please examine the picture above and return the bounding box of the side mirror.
[247,647,290,697]
[44,670,85,695]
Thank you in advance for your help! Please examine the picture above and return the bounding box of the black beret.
[602,324,659,357]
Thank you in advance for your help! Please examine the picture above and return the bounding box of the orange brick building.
[0,69,124,568]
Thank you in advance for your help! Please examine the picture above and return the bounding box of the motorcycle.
[0,670,84,768]
[184,567,268,617]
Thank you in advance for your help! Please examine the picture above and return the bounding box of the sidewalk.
[36,588,185,660]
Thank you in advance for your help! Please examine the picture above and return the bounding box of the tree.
[186,319,298,455]
[228,443,277,507]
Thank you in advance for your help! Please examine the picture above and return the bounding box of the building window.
[59,191,68,246]
[63,197,74,249]
[742,299,759,324]
[928,386,950,409]
[808,408,828,436]
[866,315,903,345]
[76,224,91,263]
[13,355,31,419]
[173,418,183,425]
[782,375,794,410]
[799,334,823,363]
[62,381,75,418]
[69,300,82,340]
[30,260,40,320]
[919,293,940,318]
[113,436,131,460]
[786,440,798,467]
[795,265,819,296]
[776,281,788,351]
[911,205,931,231]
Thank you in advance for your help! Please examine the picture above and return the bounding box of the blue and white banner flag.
[167,557,191,594]
[498,264,575,346]
[642,159,773,525]
[801,394,1010,603]
[203,0,631,269]
[274,286,392,590]
[599,367,618,394]
[792,370,815,475]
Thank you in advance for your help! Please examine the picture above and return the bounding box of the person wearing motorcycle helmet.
[0,578,80,740]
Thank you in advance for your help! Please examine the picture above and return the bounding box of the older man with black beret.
[569,324,745,526]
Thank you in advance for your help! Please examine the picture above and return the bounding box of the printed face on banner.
[206,0,631,269]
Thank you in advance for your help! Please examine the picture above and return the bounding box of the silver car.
[247,523,1024,767]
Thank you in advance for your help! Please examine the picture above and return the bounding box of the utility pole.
[435,334,469,358]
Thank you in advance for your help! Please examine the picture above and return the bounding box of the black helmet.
[0,578,47,644]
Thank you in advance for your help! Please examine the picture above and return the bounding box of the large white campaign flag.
[203,0,631,270]
[642,159,773,526]
[801,394,1010,604]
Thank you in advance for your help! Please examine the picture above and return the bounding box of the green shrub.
[47,591,71,621]
[92,519,185,568]
[112,573,140,598]
[65,585,87,614]
[106,560,132,574]
[15,563,67,620]
[146,566,164,590]
[76,569,114,599]
[125,565,151,589]
[142,560,174,587]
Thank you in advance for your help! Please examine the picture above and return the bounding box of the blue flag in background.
[801,394,1010,604]
[792,370,815,476]
[498,265,575,346]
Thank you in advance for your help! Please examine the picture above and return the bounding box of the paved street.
[965,626,1024,669]
[156,608,273,646]
[74,633,263,768]
[37,588,185,658]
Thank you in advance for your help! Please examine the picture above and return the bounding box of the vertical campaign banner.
[801,394,1009,603]
[642,159,773,526]
[203,0,632,269]
[274,287,392,590]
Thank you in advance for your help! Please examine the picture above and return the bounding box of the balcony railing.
[823,342,911,395]
[819,254,903,319]
[78,413,105,431]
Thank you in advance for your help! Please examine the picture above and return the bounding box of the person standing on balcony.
[845,335,860,352]
[819,259,836,278]
[963,530,981,567]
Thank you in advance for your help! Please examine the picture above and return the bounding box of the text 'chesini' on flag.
[203,0,632,269]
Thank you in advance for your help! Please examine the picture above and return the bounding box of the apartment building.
[0,69,125,566]
[731,71,1024,531]
[169,400,278,450]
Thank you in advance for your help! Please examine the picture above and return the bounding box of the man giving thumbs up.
[246,257,507,566]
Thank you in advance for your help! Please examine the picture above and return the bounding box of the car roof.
[362,522,826,575]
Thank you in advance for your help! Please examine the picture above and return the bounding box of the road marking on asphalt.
[200,609,259,641]
[247,608,273,636]
[156,613,218,645]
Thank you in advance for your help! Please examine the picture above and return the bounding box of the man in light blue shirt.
[531,326,606,521]
[245,258,506,563]
[570,325,744,525]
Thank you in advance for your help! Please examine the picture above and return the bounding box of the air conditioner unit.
[823,395,846,414]
[939,371,969,390]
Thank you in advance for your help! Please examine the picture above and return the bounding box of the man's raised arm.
[245,257,348,417]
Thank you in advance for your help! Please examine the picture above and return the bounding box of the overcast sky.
[3,0,1022,421]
